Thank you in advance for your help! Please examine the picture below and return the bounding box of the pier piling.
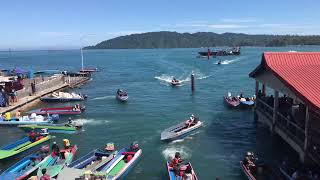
[191,73,195,92]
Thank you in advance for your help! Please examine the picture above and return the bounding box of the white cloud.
[221,18,256,23]
[39,31,73,38]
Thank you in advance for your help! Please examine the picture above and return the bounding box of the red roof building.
[250,52,320,166]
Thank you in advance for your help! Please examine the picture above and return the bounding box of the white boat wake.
[73,118,110,125]
[92,95,114,100]
[155,72,211,86]
[215,57,242,65]
[162,146,192,160]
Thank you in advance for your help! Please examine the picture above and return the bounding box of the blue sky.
[1,0,319,50]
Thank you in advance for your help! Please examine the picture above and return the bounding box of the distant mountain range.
[84,31,320,49]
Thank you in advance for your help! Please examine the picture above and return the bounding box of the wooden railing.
[276,112,305,148]
[256,98,305,148]
[256,98,273,121]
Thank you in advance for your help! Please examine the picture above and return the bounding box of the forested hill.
[84,31,320,49]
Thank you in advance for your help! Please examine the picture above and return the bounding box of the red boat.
[29,105,85,115]
[224,96,240,107]
[171,78,180,86]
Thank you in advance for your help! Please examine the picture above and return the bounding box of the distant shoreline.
[84,31,320,50]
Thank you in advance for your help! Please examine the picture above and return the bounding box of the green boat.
[37,145,78,178]
[0,135,51,160]
[18,124,77,134]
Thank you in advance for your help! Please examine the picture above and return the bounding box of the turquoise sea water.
[0,46,319,179]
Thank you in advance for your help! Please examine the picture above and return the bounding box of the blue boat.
[101,143,142,180]
[0,153,47,180]
[0,114,59,126]
[240,100,255,106]
[166,162,198,180]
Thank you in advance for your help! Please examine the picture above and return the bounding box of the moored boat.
[0,135,51,160]
[57,144,117,180]
[18,123,80,134]
[96,142,142,180]
[40,92,87,102]
[166,162,198,180]
[0,114,59,126]
[37,144,78,178]
[239,97,255,107]
[161,116,202,141]
[116,89,128,102]
[224,93,240,107]
[240,152,284,180]
[0,147,49,180]
[28,105,85,115]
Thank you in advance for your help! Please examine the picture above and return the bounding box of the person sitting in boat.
[105,143,115,152]
[29,130,37,142]
[172,77,178,83]
[129,141,139,152]
[63,139,71,149]
[51,141,60,157]
[240,93,244,98]
[191,117,199,126]
[243,152,255,169]
[170,152,183,175]
[186,114,196,128]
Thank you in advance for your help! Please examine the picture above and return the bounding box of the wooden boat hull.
[166,162,198,180]
[37,145,78,178]
[0,136,51,160]
[40,97,84,102]
[224,96,240,107]
[29,106,84,115]
[0,153,44,179]
[18,124,77,134]
[102,148,142,180]
[161,121,203,141]
[240,161,256,180]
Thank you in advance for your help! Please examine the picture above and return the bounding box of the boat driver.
[169,152,183,175]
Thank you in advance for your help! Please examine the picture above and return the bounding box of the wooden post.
[255,81,259,97]
[191,73,195,92]
[272,90,279,132]
[262,83,266,96]
[304,106,310,152]
[254,81,259,122]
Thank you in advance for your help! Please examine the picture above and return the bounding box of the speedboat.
[171,79,180,86]
[224,93,240,107]
[116,89,128,102]
[239,97,255,107]
[28,105,85,115]
[166,162,198,180]
[161,116,202,141]
[18,122,83,134]
[0,114,59,126]
[40,92,87,102]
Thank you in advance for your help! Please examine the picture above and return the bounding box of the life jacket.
[170,158,180,167]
